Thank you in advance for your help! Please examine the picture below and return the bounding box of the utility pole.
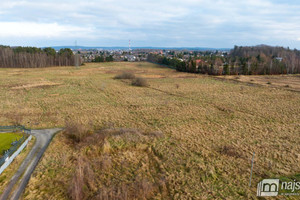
[129,39,131,54]
[75,40,80,68]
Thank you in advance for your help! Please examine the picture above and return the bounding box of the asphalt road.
[0,128,62,200]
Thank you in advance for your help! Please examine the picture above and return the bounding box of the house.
[195,59,203,66]
[125,55,136,62]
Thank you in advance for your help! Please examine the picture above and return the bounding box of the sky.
[1,0,300,48]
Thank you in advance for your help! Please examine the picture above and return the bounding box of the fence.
[0,126,32,175]
[0,125,31,134]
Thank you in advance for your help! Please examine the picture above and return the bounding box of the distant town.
[1,44,299,75]
[74,47,228,63]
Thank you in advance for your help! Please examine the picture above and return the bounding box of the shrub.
[68,157,85,200]
[131,77,148,87]
[114,71,135,79]
[68,156,95,200]
[267,82,272,84]
[218,145,241,158]
[65,120,92,143]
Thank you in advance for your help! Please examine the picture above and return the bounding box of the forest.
[148,45,300,75]
[0,46,75,68]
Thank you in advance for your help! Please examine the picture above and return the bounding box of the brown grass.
[11,81,61,90]
[218,74,300,92]
[114,71,136,79]
[5,112,23,126]
[0,62,298,199]
[131,77,149,87]
[64,120,92,143]
[217,145,242,158]
[47,127,165,200]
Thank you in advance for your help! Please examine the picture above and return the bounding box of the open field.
[217,74,300,92]
[0,133,22,156]
[0,62,299,199]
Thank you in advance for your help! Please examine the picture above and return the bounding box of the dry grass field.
[217,74,300,92]
[0,62,299,199]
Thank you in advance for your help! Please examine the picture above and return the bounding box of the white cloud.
[0,22,94,38]
[1,0,300,47]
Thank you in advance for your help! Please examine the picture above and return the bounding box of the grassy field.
[0,133,22,156]
[0,62,299,199]
[217,74,300,92]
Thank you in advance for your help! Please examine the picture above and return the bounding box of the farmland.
[0,62,299,199]
[0,133,22,156]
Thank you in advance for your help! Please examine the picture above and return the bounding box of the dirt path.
[0,128,62,200]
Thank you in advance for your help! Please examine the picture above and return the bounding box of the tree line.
[147,45,300,75]
[0,46,76,68]
[230,45,300,74]
[92,55,114,62]
[147,53,226,75]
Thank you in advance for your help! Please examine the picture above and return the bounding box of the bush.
[131,77,149,87]
[114,71,135,79]
[218,145,241,158]
[65,120,92,143]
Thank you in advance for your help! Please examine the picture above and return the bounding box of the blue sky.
[1,0,300,48]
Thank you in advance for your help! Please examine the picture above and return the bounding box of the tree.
[105,55,114,62]
[43,47,56,56]
[214,57,223,75]
[59,48,73,57]
[190,60,197,73]
[0,46,75,68]
[162,57,169,65]
[223,63,230,75]
[93,56,104,62]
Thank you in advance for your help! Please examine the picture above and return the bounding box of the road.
[0,128,63,200]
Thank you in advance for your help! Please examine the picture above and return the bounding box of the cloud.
[0,0,300,48]
[0,22,94,38]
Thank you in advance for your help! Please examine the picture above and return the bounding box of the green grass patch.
[0,133,23,156]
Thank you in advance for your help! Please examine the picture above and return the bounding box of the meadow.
[0,62,299,199]
[217,74,300,92]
